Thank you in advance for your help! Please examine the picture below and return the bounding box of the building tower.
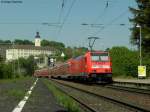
[35,32,41,47]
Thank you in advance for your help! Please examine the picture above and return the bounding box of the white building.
[6,32,54,61]
[6,45,53,61]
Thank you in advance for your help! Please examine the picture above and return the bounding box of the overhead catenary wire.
[81,1,109,42]
[92,0,110,24]
[81,1,110,48]
[0,22,60,25]
[92,9,129,36]
[82,0,130,38]
[57,0,77,35]
[57,0,67,24]
[0,22,61,28]
[90,0,120,26]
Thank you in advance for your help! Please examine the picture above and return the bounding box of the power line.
[0,22,58,24]
[0,22,61,27]
[58,0,67,24]
[106,1,109,8]
[81,1,109,43]
[92,7,107,24]
[62,0,65,8]
[81,0,115,41]
[92,9,129,36]
[0,22,37,24]
[92,1,110,25]
[58,0,76,35]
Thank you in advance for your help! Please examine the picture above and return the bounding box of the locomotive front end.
[86,51,112,83]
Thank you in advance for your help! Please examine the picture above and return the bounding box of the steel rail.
[52,79,150,112]
[113,81,150,87]
[105,84,150,95]
[50,80,97,112]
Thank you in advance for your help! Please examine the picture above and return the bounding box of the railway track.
[105,84,150,95]
[50,80,97,112]
[51,79,150,112]
[113,81,150,89]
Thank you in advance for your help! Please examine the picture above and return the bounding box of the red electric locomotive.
[34,51,112,83]
[66,51,112,82]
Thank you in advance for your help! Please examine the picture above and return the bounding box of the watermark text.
[0,0,23,4]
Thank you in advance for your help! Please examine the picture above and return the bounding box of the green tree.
[14,39,23,44]
[4,40,11,43]
[0,63,4,79]
[41,39,50,46]
[41,39,65,50]
[25,56,35,76]
[23,40,34,45]
[0,63,14,79]
[129,0,150,52]
[3,63,14,78]
[0,40,11,44]
[72,47,88,57]
[18,56,36,76]
[64,47,73,59]
[0,55,3,63]
[14,39,33,45]
[110,47,139,77]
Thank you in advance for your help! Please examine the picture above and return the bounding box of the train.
[34,51,112,83]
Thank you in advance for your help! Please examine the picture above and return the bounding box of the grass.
[43,79,83,112]
[113,75,137,79]
[0,76,34,83]
[4,89,25,101]
[0,76,35,101]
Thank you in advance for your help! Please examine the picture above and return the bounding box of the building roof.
[0,44,12,48]
[35,32,40,38]
[7,45,55,51]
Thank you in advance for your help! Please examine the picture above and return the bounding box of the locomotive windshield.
[91,53,109,62]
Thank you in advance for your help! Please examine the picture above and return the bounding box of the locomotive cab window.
[91,53,109,62]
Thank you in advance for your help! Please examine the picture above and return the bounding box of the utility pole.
[88,37,99,51]
[137,25,142,66]
[13,41,20,75]
[136,24,146,78]
[12,41,16,76]
[17,56,20,75]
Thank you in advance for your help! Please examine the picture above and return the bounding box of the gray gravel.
[52,80,135,112]
[0,78,35,112]
[22,79,67,112]
[53,79,150,112]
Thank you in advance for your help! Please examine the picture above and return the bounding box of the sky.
[0,0,137,50]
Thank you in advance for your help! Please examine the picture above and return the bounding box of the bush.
[110,46,150,78]
[110,47,139,77]
[143,53,150,77]
[0,56,37,79]
[0,63,14,79]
